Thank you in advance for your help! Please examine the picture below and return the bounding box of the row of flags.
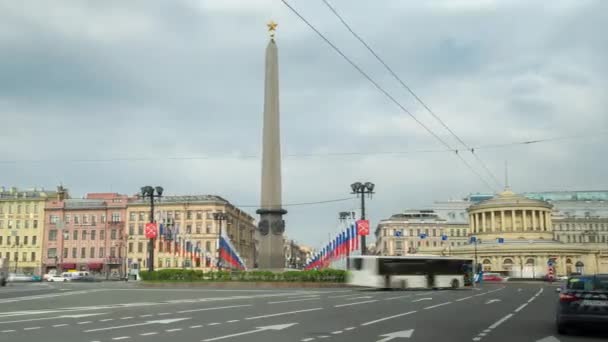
[304,223,360,270]
[218,230,247,270]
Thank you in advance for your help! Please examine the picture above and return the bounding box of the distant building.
[125,195,256,270]
[375,210,469,256]
[284,238,312,269]
[0,186,68,275]
[43,193,130,277]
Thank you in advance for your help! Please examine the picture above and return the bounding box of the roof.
[128,195,228,205]
[468,188,552,211]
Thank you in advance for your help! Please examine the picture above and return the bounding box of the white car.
[47,275,69,282]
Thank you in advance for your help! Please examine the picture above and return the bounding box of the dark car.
[556,274,608,334]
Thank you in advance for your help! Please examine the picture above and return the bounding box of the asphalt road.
[1,281,606,342]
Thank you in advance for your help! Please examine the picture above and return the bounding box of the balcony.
[105,257,124,265]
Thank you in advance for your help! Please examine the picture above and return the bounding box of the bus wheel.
[451,279,460,289]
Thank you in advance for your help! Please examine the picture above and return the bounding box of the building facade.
[43,193,129,277]
[0,186,68,275]
[375,210,469,256]
[126,195,256,270]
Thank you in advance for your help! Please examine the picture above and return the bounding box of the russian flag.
[218,230,247,270]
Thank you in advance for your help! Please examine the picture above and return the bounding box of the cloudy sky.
[1,0,606,248]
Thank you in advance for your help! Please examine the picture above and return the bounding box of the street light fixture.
[212,212,228,270]
[350,181,375,255]
[140,185,163,272]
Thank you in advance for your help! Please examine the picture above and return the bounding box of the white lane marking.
[327,294,358,299]
[78,321,92,325]
[140,332,158,336]
[286,295,320,300]
[112,337,130,340]
[268,298,320,304]
[201,323,297,342]
[0,312,107,324]
[345,327,356,331]
[166,328,182,332]
[1,330,16,333]
[84,318,190,332]
[412,298,432,302]
[424,302,452,310]
[157,313,171,316]
[208,323,221,326]
[489,314,514,330]
[178,304,251,314]
[246,308,323,320]
[53,324,68,327]
[361,311,417,326]
[190,325,203,328]
[121,317,134,320]
[139,314,153,318]
[473,337,481,341]
[483,329,491,333]
[0,289,103,304]
[24,327,41,330]
[227,320,239,323]
[100,319,114,322]
[485,299,501,304]
[479,333,487,336]
[301,338,315,342]
[332,331,342,334]
[334,300,377,308]
[456,296,474,302]
[345,296,373,300]
[318,336,329,339]
[384,295,412,300]
[514,303,528,312]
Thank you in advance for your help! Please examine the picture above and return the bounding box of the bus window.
[349,257,363,270]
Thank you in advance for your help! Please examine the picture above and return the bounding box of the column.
[522,210,527,231]
[482,212,486,233]
[491,211,496,232]
[501,211,505,232]
[540,211,545,231]
[532,210,537,231]
[474,214,479,234]
[545,211,551,231]
[511,210,516,232]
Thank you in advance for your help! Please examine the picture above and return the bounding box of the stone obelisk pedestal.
[256,22,287,270]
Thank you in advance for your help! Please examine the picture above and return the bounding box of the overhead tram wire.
[235,197,354,208]
[320,0,502,189]
[281,0,496,192]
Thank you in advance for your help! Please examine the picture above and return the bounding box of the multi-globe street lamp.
[350,182,375,255]
[212,212,228,270]
[140,186,163,272]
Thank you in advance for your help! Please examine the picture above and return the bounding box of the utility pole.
[350,182,375,255]
[140,186,163,273]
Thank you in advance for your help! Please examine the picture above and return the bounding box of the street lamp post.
[350,182,375,255]
[140,186,163,273]
[13,244,22,273]
[212,212,227,270]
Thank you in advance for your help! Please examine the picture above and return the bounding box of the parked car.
[482,273,509,282]
[48,274,69,282]
[556,274,608,334]
[0,273,6,287]
[7,273,35,282]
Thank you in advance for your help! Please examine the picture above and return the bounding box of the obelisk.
[256,21,287,270]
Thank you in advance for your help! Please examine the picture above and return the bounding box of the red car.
[483,273,508,282]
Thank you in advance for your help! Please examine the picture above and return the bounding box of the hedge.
[139,269,346,283]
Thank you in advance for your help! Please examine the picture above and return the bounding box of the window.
[187,211,193,220]
[23,236,28,245]
[49,230,57,241]
[15,236,20,245]
[137,242,143,253]
[17,204,21,213]
[99,248,105,257]
[63,248,68,258]
[91,230,96,240]
[206,223,212,234]
[50,215,59,224]
[47,248,57,258]
[111,229,117,240]
[129,224,135,236]
[7,220,12,229]
[175,211,181,220]
[4,252,9,260]
[130,212,136,221]
[186,225,192,234]
[196,223,202,234]
[100,230,105,240]
[81,247,86,258]
[83,215,89,224]
[73,230,78,240]
[33,203,38,212]
[101,214,106,223]
[111,212,120,222]
[433,241,437,247]
[395,240,403,250]
[138,224,143,235]
[16,220,21,229]
[33,220,38,228]
[206,212,212,220]
[457,229,461,237]
[139,212,145,220]
[82,230,88,240]
[7,236,11,245]
[24,220,29,228]
[196,211,203,220]
[205,241,211,252]
[31,252,35,262]
[72,248,77,258]
[32,236,37,245]
[0,236,2,245]
[91,215,96,224]
[90,247,95,258]
[159,242,163,252]
[128,242,133,253]
[0,220,3,228]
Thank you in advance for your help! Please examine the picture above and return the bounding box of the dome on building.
[469,188,552,211]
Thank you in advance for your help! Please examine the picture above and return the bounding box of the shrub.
[139,269,346,282]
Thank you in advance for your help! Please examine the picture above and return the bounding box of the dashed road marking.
[361,310,417,326]
[227,320,239,323]
[334,300,377,308]
[78,321,92,325]
[112,337,130,340]
[121,317,134,320]
[424,302,452,310]
[301,338,315,342]
[208,323,221,326]
[53,324,68,327]
[24,326,41,330]
[139,314,153,318]
[157,313,171,316]
[165,328,182,332]
[332,330,342,334]
[1,330,16,333]
[344,327,356,331]
[140,332,158,336]
[100,319,114,322]
[190,325,203,328]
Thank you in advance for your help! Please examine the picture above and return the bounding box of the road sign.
[394,231,402,237]
[419,233,427,239]
[497,237,504,243]
[144,223,158,239]
[356,220,370,236]
[470,236,477,243]
[441,234,448,241]
[547,259,555,267]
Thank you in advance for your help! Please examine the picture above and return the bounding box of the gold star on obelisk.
[267,20,278,39]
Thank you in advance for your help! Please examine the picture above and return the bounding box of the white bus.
[347,255,473,289]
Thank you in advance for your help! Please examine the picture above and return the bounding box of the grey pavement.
[0,282,606,342]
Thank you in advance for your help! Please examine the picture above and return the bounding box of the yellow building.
[0,186,68,275]
[437,188,608,277]
[126,195,256,271]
